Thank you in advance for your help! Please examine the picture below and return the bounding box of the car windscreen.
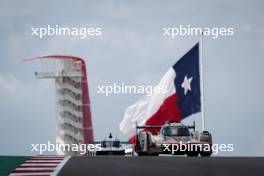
[162,126,190,136]
[101,141,121,147]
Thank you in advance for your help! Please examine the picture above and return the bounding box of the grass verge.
[0,156,29,176]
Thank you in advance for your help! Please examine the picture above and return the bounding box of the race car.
[96,133,130,155]
[135,121,212,156]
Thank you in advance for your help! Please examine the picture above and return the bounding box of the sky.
[0,0,264,156]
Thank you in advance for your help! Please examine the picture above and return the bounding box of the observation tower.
[25,55,94,155]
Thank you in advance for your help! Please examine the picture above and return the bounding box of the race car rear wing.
[93,141,131,144]
[187,121,196,131]
[135,121,161,131]
[136,125,162,129]
[136,121,196,131]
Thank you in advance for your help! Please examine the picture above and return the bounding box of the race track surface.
[59,156,264,176]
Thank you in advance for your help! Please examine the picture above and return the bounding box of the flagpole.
[199,32,206,132]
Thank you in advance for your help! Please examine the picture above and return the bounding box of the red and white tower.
[25,55,94,155]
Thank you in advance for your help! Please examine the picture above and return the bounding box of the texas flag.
[119,43,201,141]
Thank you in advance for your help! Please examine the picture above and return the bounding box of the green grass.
[0,156,29,176]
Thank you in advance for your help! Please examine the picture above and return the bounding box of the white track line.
[15,168,54,170]
[36,155,64,157]
[30,158,64,160]
[25,160,62,162]
[51,156,71,176]
[9,156,70,176]
[34,156,64,157]
[21,163,57,166]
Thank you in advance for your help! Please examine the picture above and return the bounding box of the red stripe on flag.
[146,93,181,125]
[129,93,181,143]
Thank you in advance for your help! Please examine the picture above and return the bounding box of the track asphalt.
[58,156,264,176]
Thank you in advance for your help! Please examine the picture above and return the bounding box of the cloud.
[0,73,51,104]
[0,73,56,155]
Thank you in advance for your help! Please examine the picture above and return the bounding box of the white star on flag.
[181,75,193,95]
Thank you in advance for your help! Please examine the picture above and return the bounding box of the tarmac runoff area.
[58,156,264,176]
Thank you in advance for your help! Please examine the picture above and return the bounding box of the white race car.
[135,121,212,156]
[96,133,129,155]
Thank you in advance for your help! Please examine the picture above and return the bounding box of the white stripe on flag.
[119,68,176,136]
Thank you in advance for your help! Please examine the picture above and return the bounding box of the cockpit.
[161,126,190,137]
[101,140,121,148]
